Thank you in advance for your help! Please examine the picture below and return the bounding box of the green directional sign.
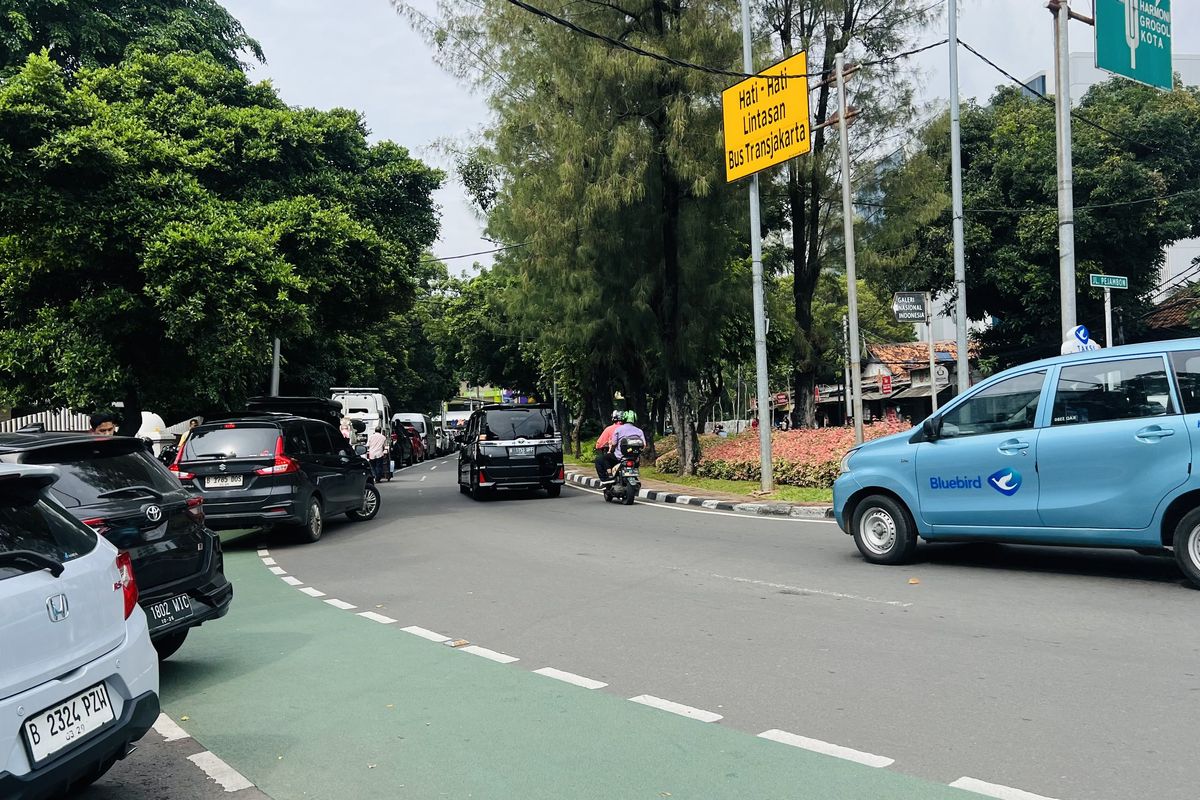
[1096,0,1173,91]
[1090,273,1129,289]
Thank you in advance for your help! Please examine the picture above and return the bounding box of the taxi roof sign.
[721,51,812,183]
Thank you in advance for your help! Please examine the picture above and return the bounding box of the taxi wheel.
[851,494,917,565]
[1171,508,1200,589]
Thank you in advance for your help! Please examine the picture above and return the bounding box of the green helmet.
[621,410,637,424]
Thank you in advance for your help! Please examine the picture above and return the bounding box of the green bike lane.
[160,548,977,800]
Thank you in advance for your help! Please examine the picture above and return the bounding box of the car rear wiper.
[0,550,64,577]
[97,485,164,500]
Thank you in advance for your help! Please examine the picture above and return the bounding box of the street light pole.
[270,337,281,397]
[739,0,774,492]
[948,0,969,393]
[1050,0,1078,338]
[836,52,865,446]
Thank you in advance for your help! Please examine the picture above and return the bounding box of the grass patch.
[564,450,831,504]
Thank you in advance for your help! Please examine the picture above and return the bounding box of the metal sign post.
[1090,273,1128,346]
[1049,0,1079,340]
[926,294,938,414]
[836,51,865,446]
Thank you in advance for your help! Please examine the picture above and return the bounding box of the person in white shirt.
[366,427,387,482]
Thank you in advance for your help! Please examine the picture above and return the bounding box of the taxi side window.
[1051,357,1173,426]
[1170,351,1200,413]
[939,371,1045,438]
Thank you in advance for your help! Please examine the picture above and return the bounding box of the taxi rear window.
[1170,351,1200,414]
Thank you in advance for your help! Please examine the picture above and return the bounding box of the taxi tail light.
[185,496,205,525]
[255,437,300,476]
[115,552,138,619]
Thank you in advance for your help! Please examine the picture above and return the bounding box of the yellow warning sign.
[721,51,811,183]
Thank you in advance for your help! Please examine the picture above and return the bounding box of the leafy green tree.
[864,80,1200,365]
[0,51,441,429]
[0,0,262,73]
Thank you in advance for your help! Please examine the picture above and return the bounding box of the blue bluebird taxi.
[833,335,1200,588]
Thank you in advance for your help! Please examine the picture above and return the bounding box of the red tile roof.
[866,340,976,381]
[1145,293,1200,331]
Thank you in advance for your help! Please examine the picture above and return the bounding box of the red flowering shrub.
[697,420,911,488]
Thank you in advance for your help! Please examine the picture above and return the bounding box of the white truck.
[331,387,393,446]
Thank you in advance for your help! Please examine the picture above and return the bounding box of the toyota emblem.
[145,505,163,523]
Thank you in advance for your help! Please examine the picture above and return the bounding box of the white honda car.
[0,464,159,799]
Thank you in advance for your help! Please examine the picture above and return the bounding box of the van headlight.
[839,449,859,475]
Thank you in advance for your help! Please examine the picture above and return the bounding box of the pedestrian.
[177,416,201,450]
[89,412,117,436]
[339,416,353,445]
[750,416,759,431]
[367,426,388,482]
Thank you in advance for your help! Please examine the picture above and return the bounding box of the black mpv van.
[457,404,564,499]
[172,415,379,542]
[0,432,232,659]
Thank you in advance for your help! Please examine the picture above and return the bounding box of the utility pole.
[926,295,938,414]
[948,0,969,393]
[835,52,865,445]
[739,0,774,492]
[270,337,281,396]
[1050,0,1078,338]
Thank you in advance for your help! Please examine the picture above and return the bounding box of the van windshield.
[483,409,555,440]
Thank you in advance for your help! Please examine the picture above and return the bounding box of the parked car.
[400,423,426,463]
[391,429,414,468]
[457,404,564,499]
[394,413,436,457]
[171,415,380,543]
[834,338,1200,587]
[0,464,159,798]
[0,432,232,660]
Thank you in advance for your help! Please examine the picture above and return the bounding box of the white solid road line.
[187,751,254,792]
[268,566,286,576]
[950,777,1062,800]
[299,586,326,598]
[461,645,519,664]
[628,695,723,723]
[325,598,357,610]
[261,557,276,566]
[710,573,912,608]
[281,576,303,586]
[533,667,608,689]
[152,713,190,743]
[564,482,837,524]
[401,625,450,642]
[757,729,895,768]
[357,611,397,624]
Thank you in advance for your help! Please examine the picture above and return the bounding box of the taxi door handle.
[1136,425,1175,442]
[998,439,1029,454]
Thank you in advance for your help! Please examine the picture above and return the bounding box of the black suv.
[457,404,564,499]
[0,433,232,659]
[173,415,379,542]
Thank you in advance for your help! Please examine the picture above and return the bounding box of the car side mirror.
[922,417,941,441]
[354,444,367,456]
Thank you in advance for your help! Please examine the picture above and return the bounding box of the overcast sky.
[217,1,1196,270]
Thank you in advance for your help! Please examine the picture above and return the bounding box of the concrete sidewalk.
[564,469,835,520]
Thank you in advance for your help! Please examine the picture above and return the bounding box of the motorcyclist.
[594,410,622,484]
[610,410,646,469]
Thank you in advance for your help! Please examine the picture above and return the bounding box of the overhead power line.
[420,241,529,264]
[503,0,946,80]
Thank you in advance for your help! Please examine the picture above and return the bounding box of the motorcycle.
[603,436,644,506]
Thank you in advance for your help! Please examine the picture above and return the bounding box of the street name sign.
[1096,0,1172,91]
[892,292,928,323]
[722,51,811,183]
[1090,273,1129,289]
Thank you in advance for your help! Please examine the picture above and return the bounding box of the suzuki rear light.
[115,552,138,619]
[186,496,205,525]
[169,445,194,480]
[255,436,300,476]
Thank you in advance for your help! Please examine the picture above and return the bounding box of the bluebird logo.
[988,469,1022,496]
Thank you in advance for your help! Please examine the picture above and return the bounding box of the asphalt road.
[94,453,1200,799]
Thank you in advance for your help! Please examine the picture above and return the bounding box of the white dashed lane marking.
[533,667,608,689]
[420,475,427,482]
[950,777,1061,800]
[261,557,276,566]
[268,566,286,576]
[299,587,326,597]
[629,695,722,723]
[402,625,450,642]
[187,751,254,792]
[324,598,357,610]
[758,729,894,768]
[256,549,269,557]
[357,611,397,624]
[152,713,190,743]
[460,645,519,664]
[281,576,303,586]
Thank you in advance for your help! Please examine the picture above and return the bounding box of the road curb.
[564,470,834,520]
